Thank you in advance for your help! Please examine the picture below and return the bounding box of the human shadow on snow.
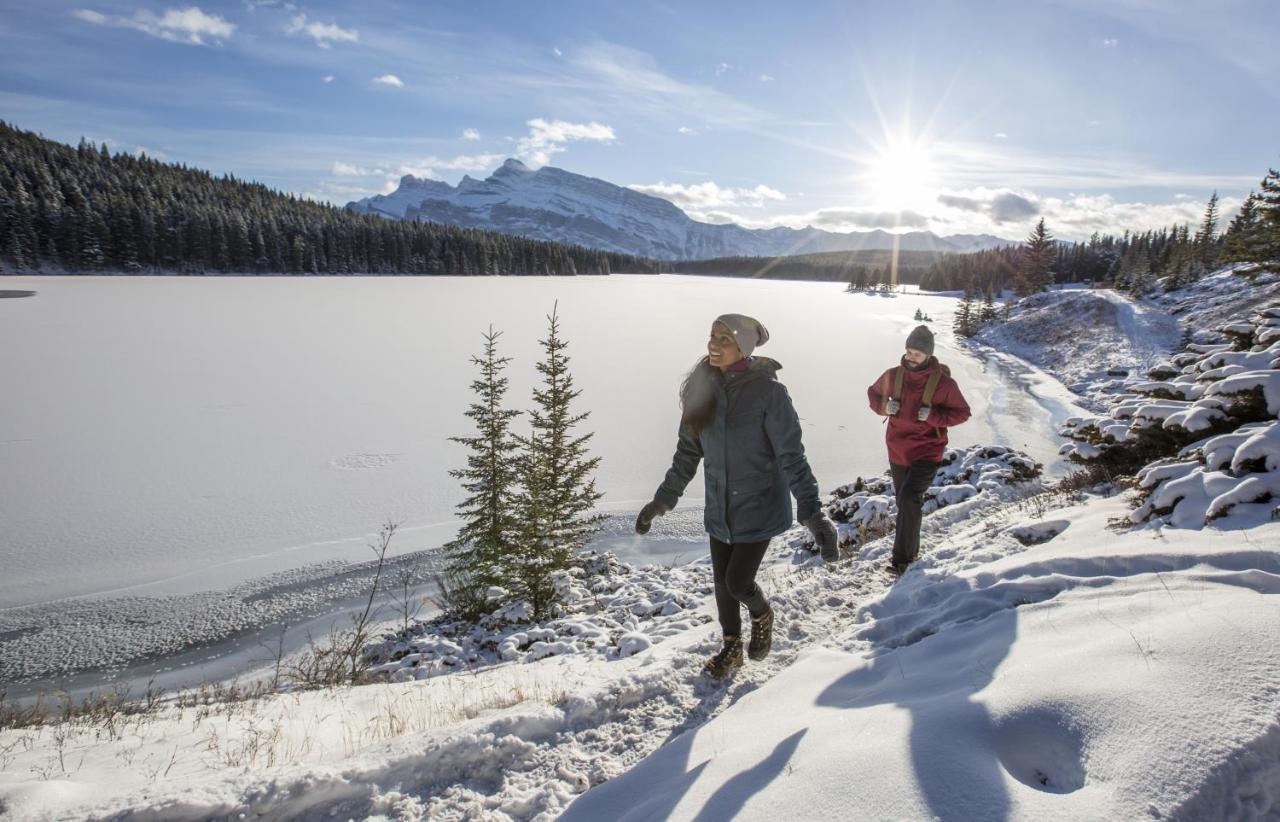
[815,571,1018,822]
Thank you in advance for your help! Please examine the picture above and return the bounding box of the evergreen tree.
[1016,219,1055,296]
[511,306,605,620]
[953,291,976,338]
[1128,247,1151,298]
[443,328,522,619]
[979,289,998,325]
[1257,168,1280,270]
[1193,191,1220,271]
[1220,193,1261,264]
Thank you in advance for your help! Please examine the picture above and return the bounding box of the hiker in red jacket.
[867,325,971,575]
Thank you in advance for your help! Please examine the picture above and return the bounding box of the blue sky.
[1,0,1276,241]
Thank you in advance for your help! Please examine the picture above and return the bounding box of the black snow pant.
[891,461,940,566]
[709,536,771,638]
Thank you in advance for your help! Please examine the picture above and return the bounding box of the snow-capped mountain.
[346,159,1012,260]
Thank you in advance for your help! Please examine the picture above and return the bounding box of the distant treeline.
[0,121,658,276]
[671,249,949,285]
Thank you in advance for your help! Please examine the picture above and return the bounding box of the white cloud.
[71,6,235,46]
[759,74,774,82]
[286,14,358,48]
[1087,119,1102,127]
[628,181,786,211]
[322,74,335,84]
[715,62,732,76]
[332,161,387,177]
[553,47,563,58]
[1102,37,1119,47]
[677,126,697,135]
[372,74,404,88]
[462,128,481,141]
[516,118,615,166]
[994,132,1008,139]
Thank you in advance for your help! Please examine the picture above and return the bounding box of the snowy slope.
[347,159,1013,261]
[564,494,1280,821]
[972,287,1183,408]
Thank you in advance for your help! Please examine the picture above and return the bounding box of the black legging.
[891,460,940,565]
[709,536,771,637]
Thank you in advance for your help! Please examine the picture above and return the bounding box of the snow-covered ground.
[1,274,1066,694]
[2,269,1276,821]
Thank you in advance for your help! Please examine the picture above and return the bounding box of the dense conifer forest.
[0,122,657,276]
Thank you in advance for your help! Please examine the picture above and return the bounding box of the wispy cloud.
[70,6,235,46]
[715,62,731,76]
[516,118,615,166]
[285,14,358,48]
[677,126,697,135]
[322,74,335,84]
[759,74,774,82]
[372,74,404,88]
[461,128,481,141]
[628,180,785,211]
[567,44,766,127]
[1102,37,1119,47]
[930,140,1260,191]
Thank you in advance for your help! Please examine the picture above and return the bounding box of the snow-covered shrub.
[361,551,713,682]
[1060,305,1279,483]
[1059,305,1280,528]
[809,444,1042,554]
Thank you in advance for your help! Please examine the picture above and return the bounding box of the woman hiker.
[635,314,839,679]
[867,324,971,576]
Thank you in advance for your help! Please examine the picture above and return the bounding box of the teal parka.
[653,357,822,543]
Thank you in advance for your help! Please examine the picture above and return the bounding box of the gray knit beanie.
[713,314,770,358]
[906,324,934,355]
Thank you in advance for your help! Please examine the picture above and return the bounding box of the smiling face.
[708,322,744,371]
[904,347,929,366]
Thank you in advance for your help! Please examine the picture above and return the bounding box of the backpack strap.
[926,361,947,407]
[891,366,905,401]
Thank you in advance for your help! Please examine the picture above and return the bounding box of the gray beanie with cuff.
[714,313,770,358]
[906,324,935,356]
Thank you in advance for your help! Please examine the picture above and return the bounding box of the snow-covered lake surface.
[0,274,1076,689]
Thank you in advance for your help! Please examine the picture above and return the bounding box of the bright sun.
[862,139,937,212]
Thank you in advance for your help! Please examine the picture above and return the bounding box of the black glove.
[803,513,839,562]
[635,500,671,534]
[885,398,901,416]
[916,404,932,423]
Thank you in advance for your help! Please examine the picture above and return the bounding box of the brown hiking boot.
[748,605,774,661]
[703,635,743,679]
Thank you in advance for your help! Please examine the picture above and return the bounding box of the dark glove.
[916,404,932,423]
[803,513,839,562]
[885,399,901,416]
[635,500,671,534]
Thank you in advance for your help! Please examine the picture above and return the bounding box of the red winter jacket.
[867,356,971,465]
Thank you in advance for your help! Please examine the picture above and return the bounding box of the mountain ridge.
[347,159,1013,260]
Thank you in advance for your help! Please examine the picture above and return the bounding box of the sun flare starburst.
[862,137,938,212]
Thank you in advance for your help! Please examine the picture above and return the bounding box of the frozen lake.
[0,274,1079,689]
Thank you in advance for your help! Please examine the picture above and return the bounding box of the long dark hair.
[679,356,719,437]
